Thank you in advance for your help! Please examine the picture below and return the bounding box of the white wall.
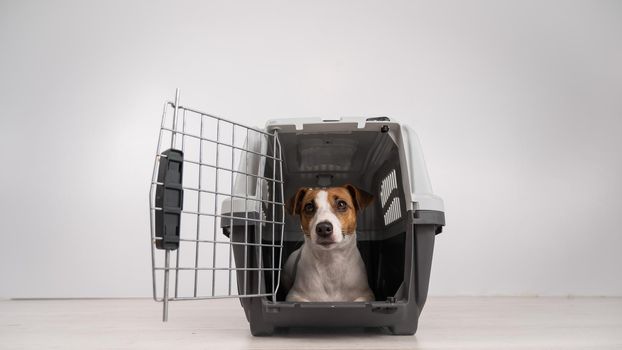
[1,0,621,298]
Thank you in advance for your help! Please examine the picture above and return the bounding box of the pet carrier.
[149,90,445,336]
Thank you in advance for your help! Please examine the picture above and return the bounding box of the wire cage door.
[149,90,285,321]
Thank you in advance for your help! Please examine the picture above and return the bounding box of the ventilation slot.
[385,197,402,225]
[380,169,402,225]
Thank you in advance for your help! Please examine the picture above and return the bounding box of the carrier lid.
[264,117,445,213]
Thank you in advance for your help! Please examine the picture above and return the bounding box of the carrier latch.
[154,149,184,250]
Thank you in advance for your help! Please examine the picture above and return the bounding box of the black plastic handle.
[155,149,184,250]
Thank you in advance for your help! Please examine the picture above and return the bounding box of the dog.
[282,184,375,302]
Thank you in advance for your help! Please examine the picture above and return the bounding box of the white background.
[1,0,621,298]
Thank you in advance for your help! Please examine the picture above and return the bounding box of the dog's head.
[288,185,374,248]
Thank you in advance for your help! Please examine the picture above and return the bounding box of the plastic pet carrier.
[149,90,445,336]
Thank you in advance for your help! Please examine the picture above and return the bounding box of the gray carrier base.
[224,209,444,336]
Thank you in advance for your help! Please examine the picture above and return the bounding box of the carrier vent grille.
[385,197,402,225]
[380,169,402,225]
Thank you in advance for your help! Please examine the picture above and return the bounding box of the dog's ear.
[344,184,374,212]
[287,187,308,216]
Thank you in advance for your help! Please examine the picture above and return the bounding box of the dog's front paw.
[354,290,375,302]
[285,290,309,302]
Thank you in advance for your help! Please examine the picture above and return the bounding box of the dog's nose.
[315,221,333,237]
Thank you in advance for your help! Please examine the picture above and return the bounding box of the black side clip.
[155,149,184,250]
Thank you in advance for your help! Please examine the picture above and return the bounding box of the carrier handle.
[154,148,184,250]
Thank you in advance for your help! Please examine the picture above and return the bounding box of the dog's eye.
[336,200,347,211]
[304,203,315,213]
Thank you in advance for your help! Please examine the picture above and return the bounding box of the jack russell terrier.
[282,184,375,302]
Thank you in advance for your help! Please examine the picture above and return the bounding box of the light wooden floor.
[1,297,621,349]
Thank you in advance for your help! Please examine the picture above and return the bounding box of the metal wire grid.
[149,90,285,321]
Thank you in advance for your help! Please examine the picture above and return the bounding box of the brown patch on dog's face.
[288,187,318,237]
[324,187,358,235]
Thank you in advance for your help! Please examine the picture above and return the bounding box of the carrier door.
[149,90,285,321]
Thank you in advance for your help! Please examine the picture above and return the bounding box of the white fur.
[283,190,374,302]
